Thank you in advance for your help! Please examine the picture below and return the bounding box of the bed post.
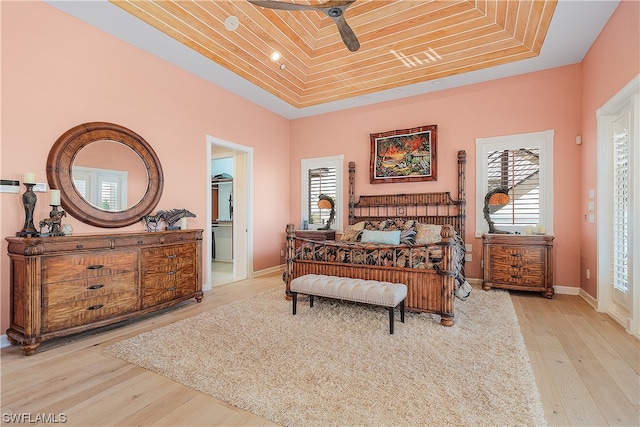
[438,224,456,326]
[457,150,467,239]
[285,224,296,299]
[348,161,356,225]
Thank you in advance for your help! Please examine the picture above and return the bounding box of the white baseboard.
[578,288,598,309]
[1,334,11,348]
[253,265,285,278]
[554,285,581,295]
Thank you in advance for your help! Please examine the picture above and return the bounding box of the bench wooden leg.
[292,292,297,315]
[309,295,314,307]
[388,307,394,334]
[400,300,405,323]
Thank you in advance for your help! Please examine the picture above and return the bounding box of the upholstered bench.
[290,274,408,334]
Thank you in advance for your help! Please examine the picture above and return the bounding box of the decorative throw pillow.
[351,221,366,230]
[415,223,443,245]
[360,229,401,245]
[340,225,363,242]
[400,229,416,246]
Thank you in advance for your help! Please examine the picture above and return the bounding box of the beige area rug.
[105,286,546,427]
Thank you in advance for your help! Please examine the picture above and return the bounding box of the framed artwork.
[369,124,437,184]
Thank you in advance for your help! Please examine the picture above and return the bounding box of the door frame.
[596,74,640,337]
[205,135,254,291]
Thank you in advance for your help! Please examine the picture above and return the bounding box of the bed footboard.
[284,224,457,326]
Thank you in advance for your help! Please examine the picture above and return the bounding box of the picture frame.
[369,124,437,184]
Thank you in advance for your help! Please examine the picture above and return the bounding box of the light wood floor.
[2,273,638,426]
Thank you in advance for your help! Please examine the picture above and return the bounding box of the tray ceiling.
[110,0,557,109]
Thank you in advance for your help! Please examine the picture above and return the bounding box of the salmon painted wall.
[579,0,640,298]
[0,2,290,333]
[290,64,584,286]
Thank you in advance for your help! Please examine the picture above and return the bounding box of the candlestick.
[23,172,36,184]
[16,183,38,237]
[50,189,61,206]
[180,217,188,230]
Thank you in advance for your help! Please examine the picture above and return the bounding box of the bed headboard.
[348,150,466,238]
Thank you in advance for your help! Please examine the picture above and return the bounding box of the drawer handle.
[138,240,144,244]
[167,255,177,259]
[511,264,523,268]
[76,244,84,249]
[166,286,178,292]
[512,253,523,257]
[87,304,104,311]
[87,284,105,290]
[86,264,104,270]
[167,271,177,275]
[179,236,184,241]
[511,275,523,279]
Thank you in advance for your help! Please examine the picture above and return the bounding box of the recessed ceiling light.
[270,51,282,62]
[224,16,239,31]
[392,89,402,93]
[359,95,369,100]
[432,80,443,85]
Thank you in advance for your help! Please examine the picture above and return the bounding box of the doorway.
[596,74,639,338]
[206,136,253,290]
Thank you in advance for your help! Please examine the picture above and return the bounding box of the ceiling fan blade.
[332,14,360,52]
[248,0,360,52]
[247,0,316,12]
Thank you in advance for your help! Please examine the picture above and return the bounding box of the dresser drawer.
[491,266,545,285]
[141,243,196,273]
[42,290,139,332]
[489,245,544,264]
[43,272,138,306]
[42,250,137,284]
[141,271,197,308]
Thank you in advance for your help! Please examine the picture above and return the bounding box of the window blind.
[99,178,120,211]
[487,148,540,225]
[612,127,629,293]
[308,167,336,226]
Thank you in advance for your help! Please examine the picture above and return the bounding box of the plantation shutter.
[308,167,336,226]
[487,148,540,225]
[99,177,120,211]
[612,123,629,294]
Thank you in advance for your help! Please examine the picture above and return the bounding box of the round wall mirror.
[47,122,164,228]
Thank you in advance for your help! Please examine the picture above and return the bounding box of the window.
[72,166,128,211]
[476,130,553,236]
[301,155,343,231]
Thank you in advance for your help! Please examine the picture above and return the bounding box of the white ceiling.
[47,0,620,120]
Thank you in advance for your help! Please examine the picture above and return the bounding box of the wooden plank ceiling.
[111,0,557,109]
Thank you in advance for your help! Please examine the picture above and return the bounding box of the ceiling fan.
[247,0,360,52]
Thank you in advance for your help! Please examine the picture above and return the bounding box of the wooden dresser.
[482,234,554,298]
[5,230,203,355]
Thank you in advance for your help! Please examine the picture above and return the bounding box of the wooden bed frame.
[285,150,466,326]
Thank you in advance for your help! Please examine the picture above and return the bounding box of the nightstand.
[482,234,554,298]
[295,229,336,241]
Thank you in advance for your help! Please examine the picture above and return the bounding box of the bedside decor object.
[483,187,512,234]
[143,209,196,232]
[370,124,437,184]
[317,194,335,230]
[17,175,38,237]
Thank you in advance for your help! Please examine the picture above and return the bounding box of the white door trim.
[205,136,254,291]
[596,74,640,338]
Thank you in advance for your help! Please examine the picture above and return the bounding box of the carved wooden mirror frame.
[47,122,164,228]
